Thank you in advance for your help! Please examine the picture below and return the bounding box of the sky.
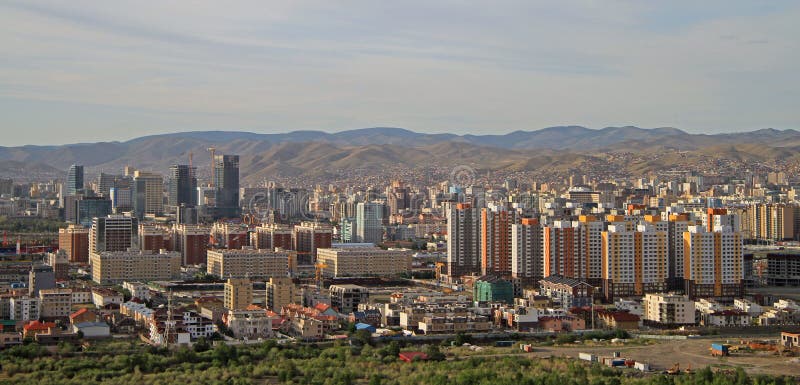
[1,1,799,146]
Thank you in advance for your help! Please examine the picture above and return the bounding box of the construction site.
[536,335,800,377]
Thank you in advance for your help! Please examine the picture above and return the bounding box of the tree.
[454,332,472,345]
[194,337,211,352]
[424,344,445,361]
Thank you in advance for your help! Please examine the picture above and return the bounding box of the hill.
[1,126,798,181]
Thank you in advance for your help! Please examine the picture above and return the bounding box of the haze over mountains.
[2,126,799,181]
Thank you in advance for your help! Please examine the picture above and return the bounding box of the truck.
[711,343,729,357]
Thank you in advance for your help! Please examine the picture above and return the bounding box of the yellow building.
[224,278,253,310]
[601,222,668,301]
[206,249,292,280]
[316,247,412,278]
[266,277,296,311]
[91,250,181,284]
[683,225,743,298]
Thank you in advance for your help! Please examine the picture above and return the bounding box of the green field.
[0,339,794,385]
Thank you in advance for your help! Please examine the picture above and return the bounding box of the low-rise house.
[73,322,111,338]
[123,281,152,301]
[225,307,274,339]
[493,305,539,332]
[92,288,123,308]
[703,310,751,327]
[734,298,763,316]
[0,332,22,348]
[280,304,335,340]
[22,320,57,338]
[539,275,593,308]
[69,308,97,325]
[538,315,586,332]
[147,310,215,346]
[596,310,640,330]
[417,315,491,334]
[71,288,92,304]
[348,309,382,327]
[781,331,800,348]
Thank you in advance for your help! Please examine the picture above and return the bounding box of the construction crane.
[665,363,680,375]
[188,151,193,167]
[315,262,328,288]
[435,261,446,282]
[207,147,216,187]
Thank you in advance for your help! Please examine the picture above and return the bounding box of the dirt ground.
[523,338,800,376]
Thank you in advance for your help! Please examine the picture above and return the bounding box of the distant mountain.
[1,126,799,181]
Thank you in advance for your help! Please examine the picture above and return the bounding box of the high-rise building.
[266,277,296,311]
[73,196,112,227]
[224,278,253,310]
[211,222,249,249]
[340,217,356,243]
[683,225,744,298]
[543,220,578,278]
[59,224,90,263]
[251,223,293,250]
[293,221,333,260]
[95,173,118,197]
[386,180,410,215]
[746,203,797,241]
[139,224,166,252]
[446,203,481,278]
[172,224,209,265]
[666,213,694,290]
[356,202,384,244]
[109,187,133,213]
[168,165,197,208]
[90,215,138,253]
[574,215,605,285]
[511,218,544,285]
[213,154,240,218]
[601,223,668,301]
[480,207,518,277]
[66,164,84,196]
[132,171,164,218]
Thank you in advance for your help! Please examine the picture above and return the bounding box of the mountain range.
[1,126,799,182]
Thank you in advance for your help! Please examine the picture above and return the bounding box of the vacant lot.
[524,338,799,376]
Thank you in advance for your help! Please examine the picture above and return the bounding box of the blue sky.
[1,1,798,145]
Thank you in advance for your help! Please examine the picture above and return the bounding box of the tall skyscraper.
[543,220,577,278]
[168,164,198,208]
[386,180,410,215]
[213,154,240,218]
[601,223,668,301]
[480,207,518,277]
[132,171,164,218]
[446,203,481,278]
[683,225,743,298]
[74,196,112,227]
[95,173,118,197]
[356,202,384,244]
[90,215,138,253]
[66,164,84,196]
[511,218,544,284]
[667,213,693,290]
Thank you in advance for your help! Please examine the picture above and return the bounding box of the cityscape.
[2,2,800,385]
